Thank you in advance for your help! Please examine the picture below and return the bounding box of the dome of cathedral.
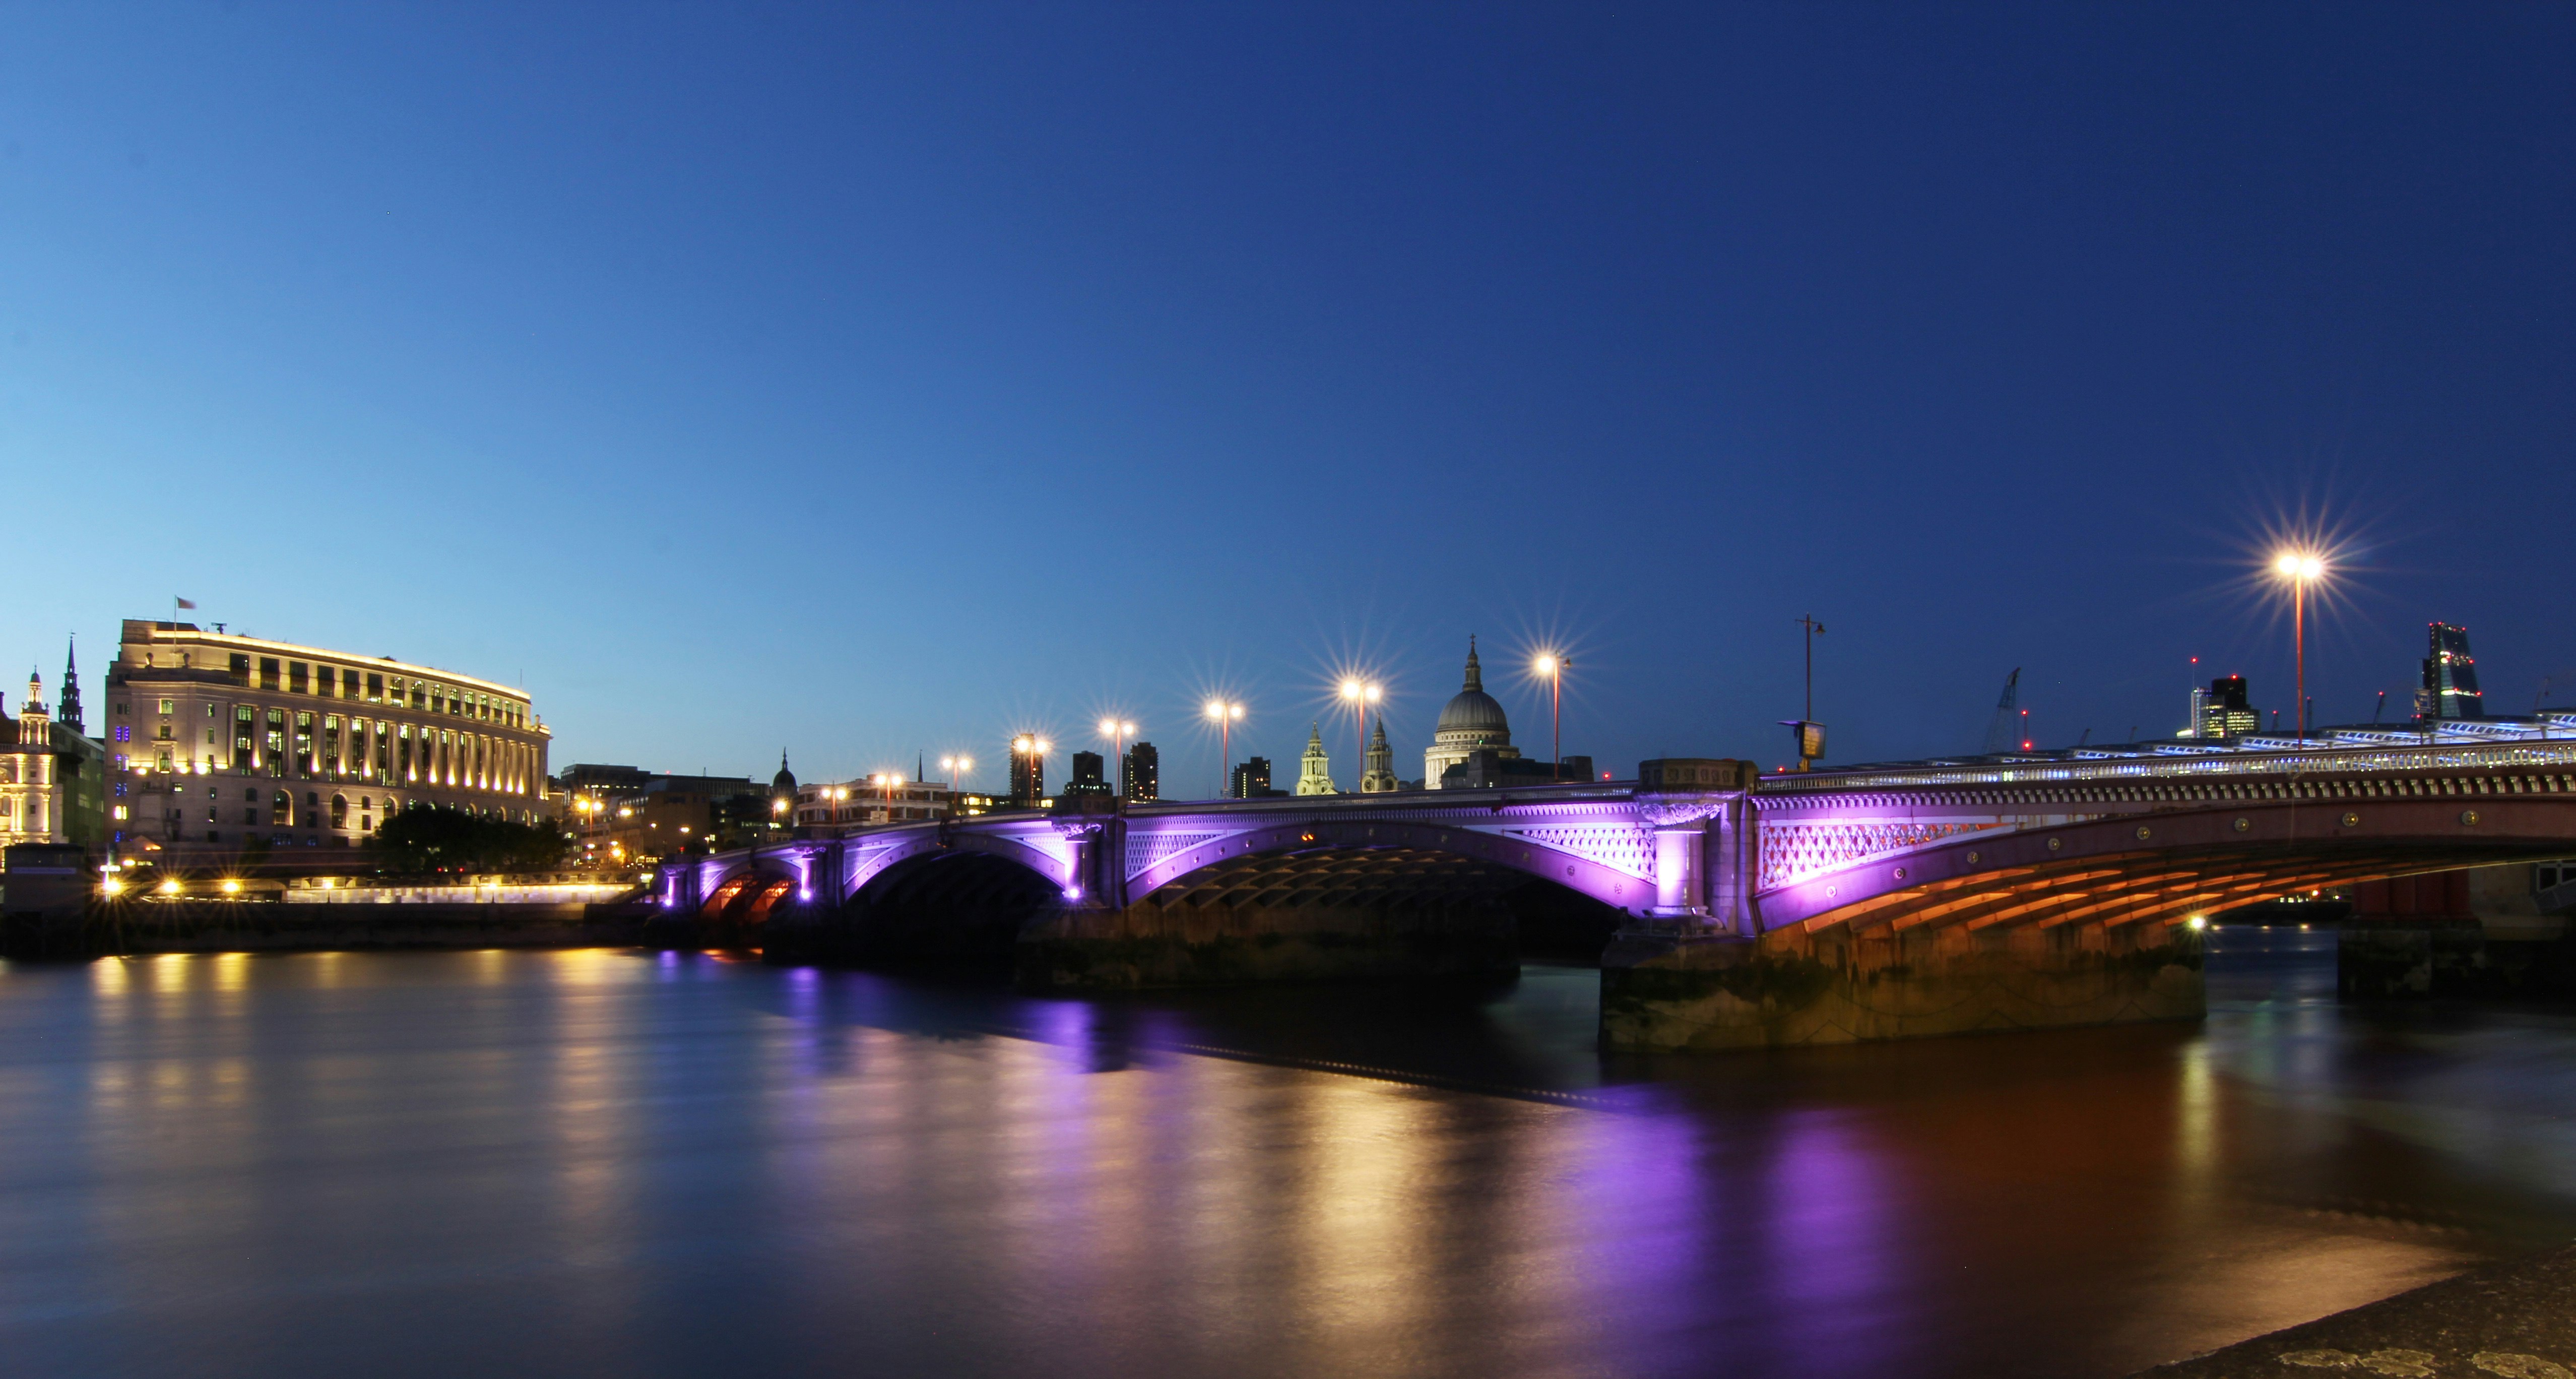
[1438,687,1510,734]
[1435,639,1511,736]
[772,751,798,795]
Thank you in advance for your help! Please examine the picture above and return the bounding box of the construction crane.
[1980,668,2021,755]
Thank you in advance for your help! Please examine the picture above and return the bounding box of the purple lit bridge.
[662,740,2576,1049]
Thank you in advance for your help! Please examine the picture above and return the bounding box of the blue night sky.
[4,4,2571,794]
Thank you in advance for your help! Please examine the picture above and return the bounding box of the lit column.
[1534,654,1566,780]
[2272,550,2326,738]
[1337,680,1379,788]
[1203,700,1244,797]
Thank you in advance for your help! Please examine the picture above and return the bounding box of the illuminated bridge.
[663,736,2576,1050]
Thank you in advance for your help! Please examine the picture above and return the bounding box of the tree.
[367,804,569,874]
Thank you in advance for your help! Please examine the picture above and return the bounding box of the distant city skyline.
[6,6,2573,785]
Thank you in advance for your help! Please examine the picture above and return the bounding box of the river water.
[3,930,2573,1378]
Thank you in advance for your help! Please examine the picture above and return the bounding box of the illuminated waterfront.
[2,935,2573,1378]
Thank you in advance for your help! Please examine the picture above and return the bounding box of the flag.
[174,597,196,609]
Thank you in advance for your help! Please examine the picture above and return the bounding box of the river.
[3,929,2573,1378]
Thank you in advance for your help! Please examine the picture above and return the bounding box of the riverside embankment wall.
[2,901,652,958]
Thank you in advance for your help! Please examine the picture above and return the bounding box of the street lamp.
[1011,734,1051,804]
[1203,699,1245,797]
[1337,678,1380,790]
[2273,550,2326,738]
[1098,718,1137,795]
[1533,654,1567,780]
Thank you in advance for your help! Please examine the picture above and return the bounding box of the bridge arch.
[1122,817,1659,915]
[1755,794,2576,937]
[698,854,811,927]
[839,824,1072,904]
[822,831,1077,969]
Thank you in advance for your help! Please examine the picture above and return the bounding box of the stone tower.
[1360,715,1398,793]
[1294,722,1337,795]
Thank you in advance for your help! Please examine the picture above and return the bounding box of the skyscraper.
[2421,623,2484,719]
[1122,742,1158,801]
[2199,676,2259,740]
[1230,756,1272,799]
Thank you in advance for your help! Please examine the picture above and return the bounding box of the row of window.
[116,665,528,728]
[114,705,539,793]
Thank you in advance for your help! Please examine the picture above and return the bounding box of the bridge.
[662,739,2576,1050]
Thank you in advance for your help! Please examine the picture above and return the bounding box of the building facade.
[1230,756,1275,798]
[2,647,111,851]
[1424,638,1519,787]
[791,775,965,828]
[572,771,765,865]
[103,620,552,861]
[1122,742,1158,800]
[1008,736,1047,806]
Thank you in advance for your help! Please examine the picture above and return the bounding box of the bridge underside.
[754,842,1626,987]
[1778,843,2556,939]
[1608,828,2576,1051]
[1023,846,1624,988]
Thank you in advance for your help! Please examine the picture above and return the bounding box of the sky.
[3,3,2572,795]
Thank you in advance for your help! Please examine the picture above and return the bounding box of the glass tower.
[2421,623,2483,719]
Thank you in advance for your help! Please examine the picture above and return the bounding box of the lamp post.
[2273,551,2325,738]
[1791,615,1827,771]
[1010,734,1046,806]
[1337,679,1379,789]
[1098,718,1136,796]
[1533,654,1566,780]
[1203,700,1244,797]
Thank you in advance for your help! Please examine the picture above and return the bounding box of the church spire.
[57,636,82,733]
[1462,635,1483,693]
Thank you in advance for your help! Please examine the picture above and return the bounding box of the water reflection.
[0,932,2568,1378]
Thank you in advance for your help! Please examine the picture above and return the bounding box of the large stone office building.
[104,620,552,861]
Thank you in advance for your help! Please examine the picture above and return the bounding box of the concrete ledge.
[2135,1242,2576,1378]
